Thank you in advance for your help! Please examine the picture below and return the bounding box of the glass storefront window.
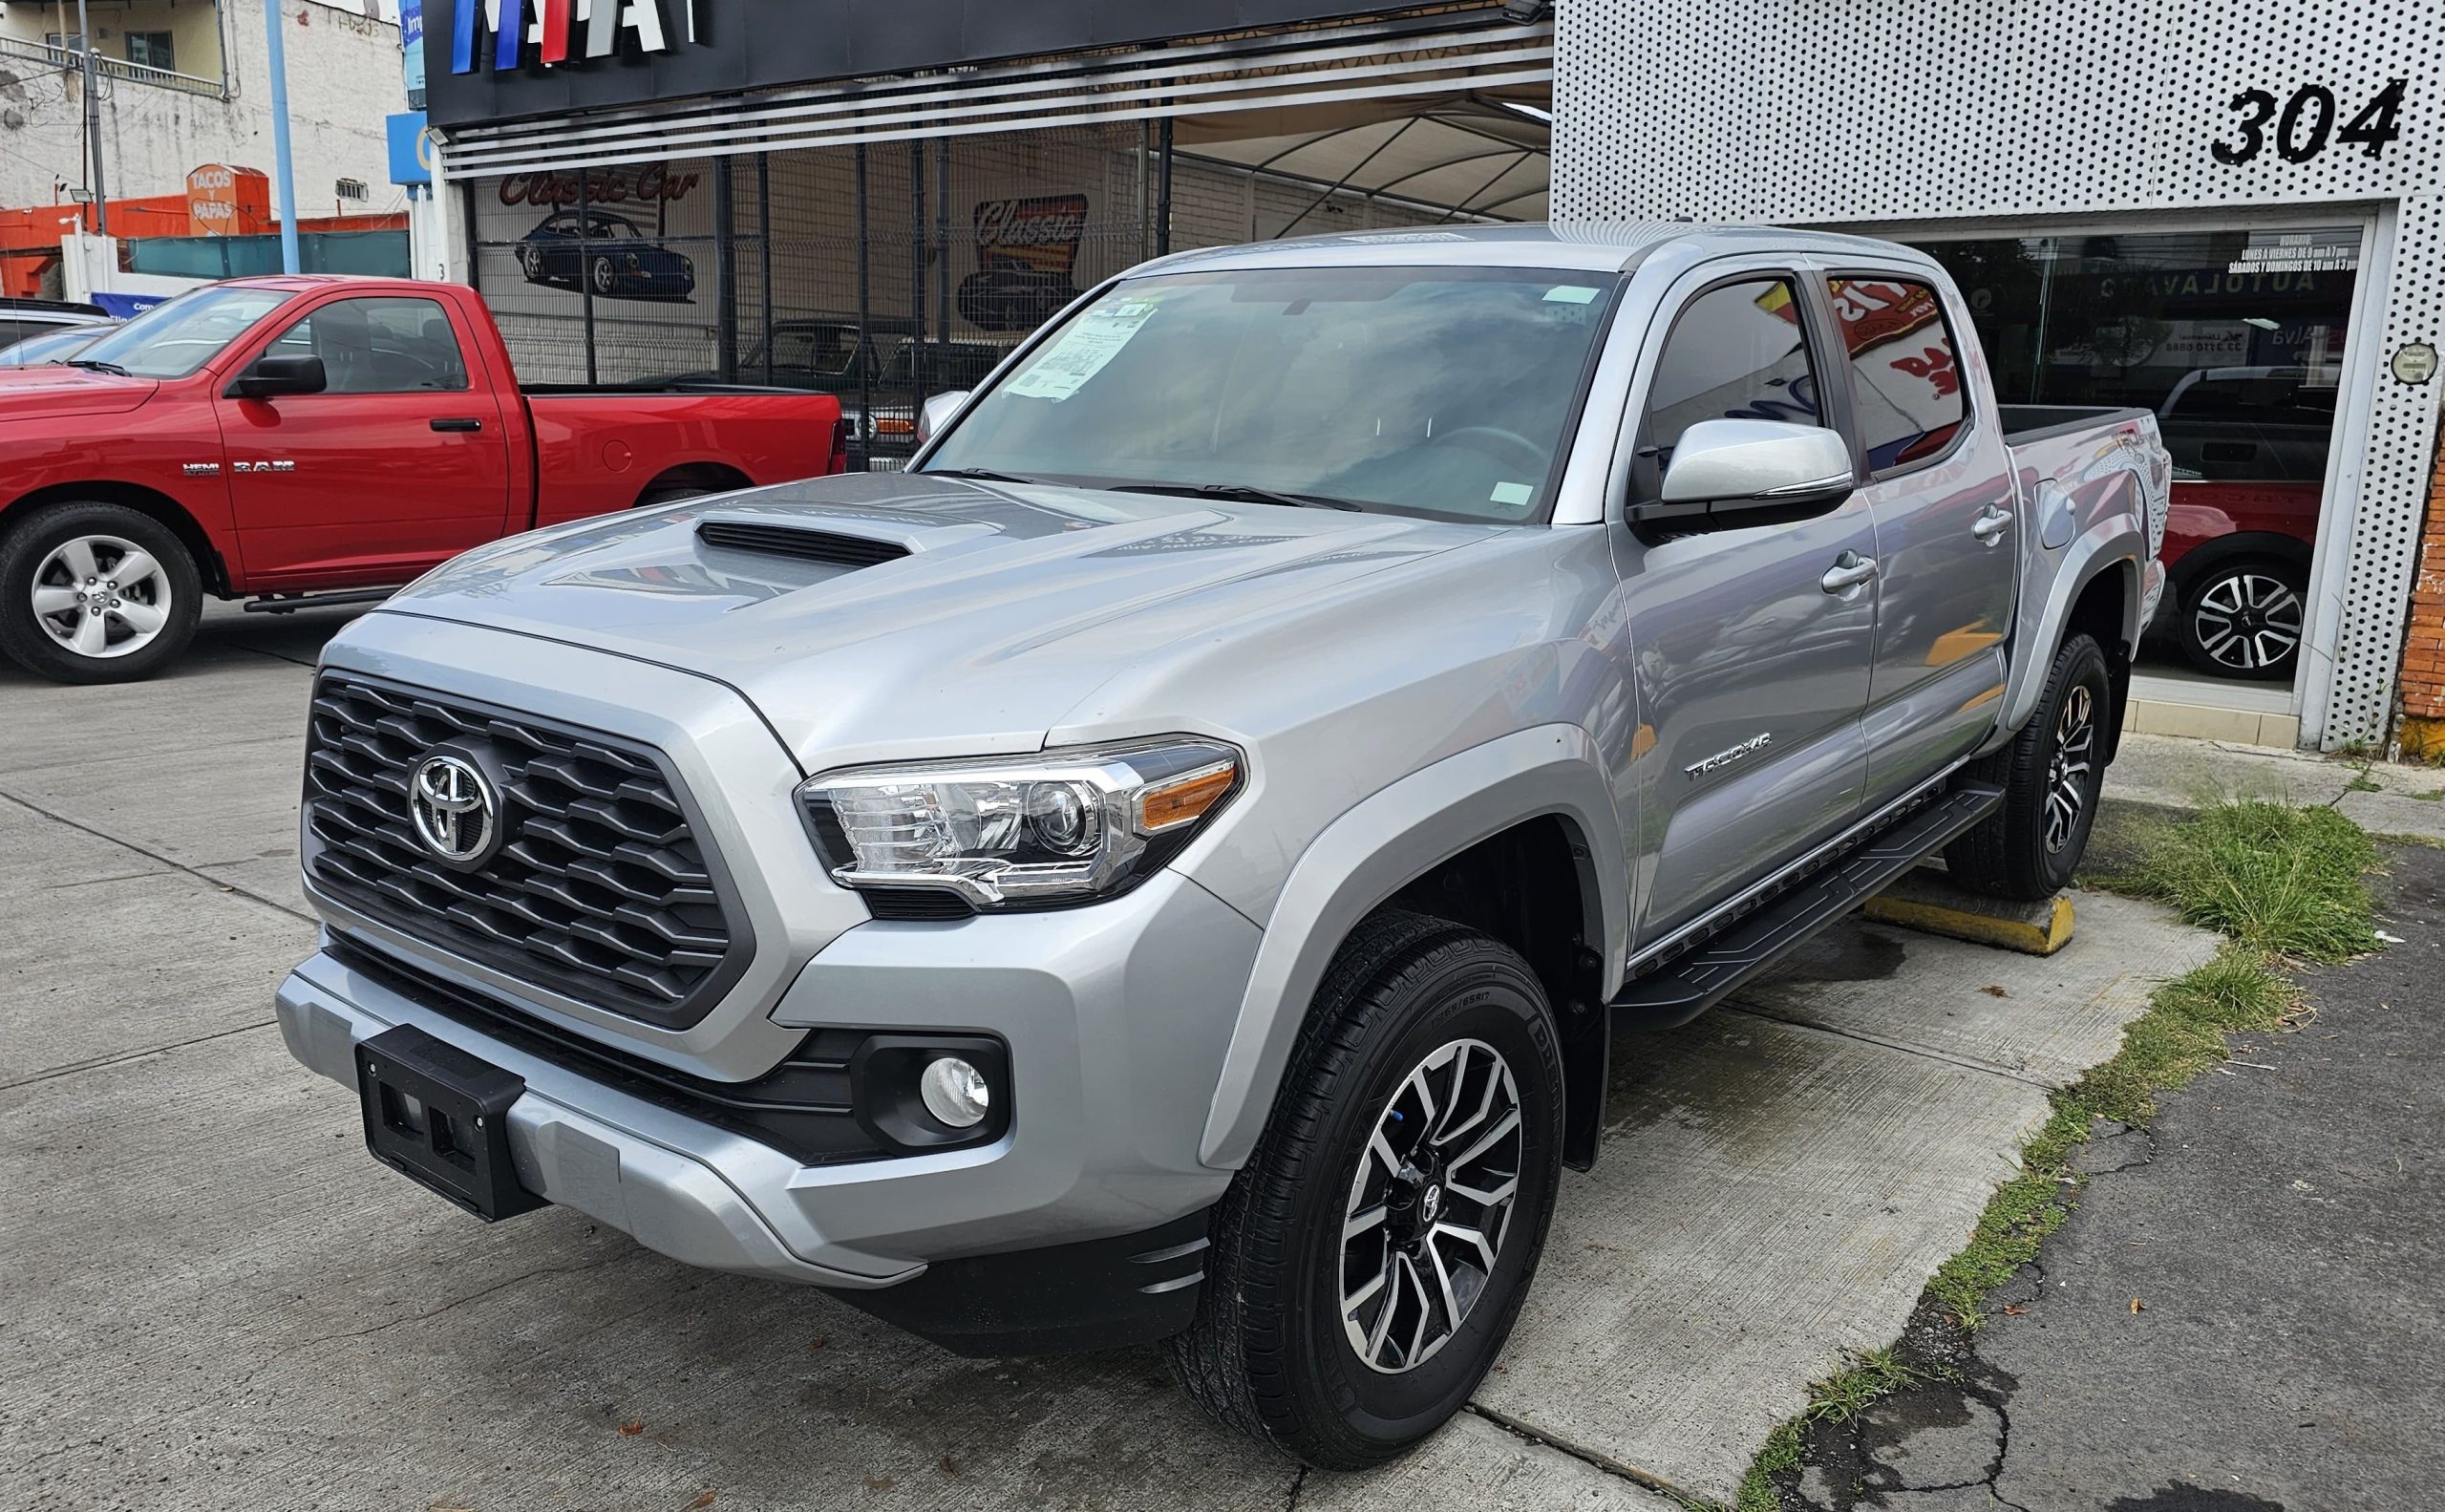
[1916,226,2360,687]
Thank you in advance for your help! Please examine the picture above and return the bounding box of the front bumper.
[277,864,1258,1334]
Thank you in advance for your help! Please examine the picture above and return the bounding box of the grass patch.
[2122,799,2379,961]
[1734,1350,1921,1512]
[1732,799,2374,1510]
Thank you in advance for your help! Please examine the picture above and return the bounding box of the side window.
[0,318,34,349]
[1637,278,1822,497]
[261,296,471,394]
[1827,277,1966,474]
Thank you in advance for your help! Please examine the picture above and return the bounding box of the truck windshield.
[922,266,1620,522]
[68,285,298,379]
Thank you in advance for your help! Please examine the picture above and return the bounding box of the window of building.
[1915,226,2361,690]
[1827,277,1966,473]
[125,32,175,72]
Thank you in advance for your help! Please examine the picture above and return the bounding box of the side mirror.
[915,389,971,447]
[231,353,327,399]
[1632,419,1856,530]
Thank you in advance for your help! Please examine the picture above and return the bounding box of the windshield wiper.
[64,358,130,376]
[1108,481,1363,512]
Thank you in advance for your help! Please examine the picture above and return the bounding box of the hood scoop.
[696,518,912,569]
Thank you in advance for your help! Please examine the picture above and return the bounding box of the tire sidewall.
[2028,635,2111,893]
[1277,945,1563,1455]
[0,503,202,684]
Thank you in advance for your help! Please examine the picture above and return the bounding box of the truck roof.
[1131,221,1939,278]
[220,274,456,295]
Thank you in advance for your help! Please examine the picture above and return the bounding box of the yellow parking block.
[1862,879,2075,956]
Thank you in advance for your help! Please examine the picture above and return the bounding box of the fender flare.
[2001,517,2143,734]
[1195,723,1626,1169]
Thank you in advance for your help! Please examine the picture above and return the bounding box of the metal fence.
[0,34,226,98]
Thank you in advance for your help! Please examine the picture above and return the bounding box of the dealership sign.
[452,0,703,75]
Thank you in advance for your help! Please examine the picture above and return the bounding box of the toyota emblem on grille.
[409,753,498,864]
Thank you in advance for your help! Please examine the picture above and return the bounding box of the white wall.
[1553,0,2445,753]
[0,0,404,219]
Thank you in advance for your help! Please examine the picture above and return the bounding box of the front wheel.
[1944,632,2111,900]
[0,502,202,684]
[1166,910,1563,1469]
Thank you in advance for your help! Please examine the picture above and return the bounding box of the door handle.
[1971,505,2011,544]
[431,416,484,433]
[1820,551,1879,595]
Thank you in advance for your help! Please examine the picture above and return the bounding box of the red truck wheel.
[2177,559,2306,680]
[0,502,202,685]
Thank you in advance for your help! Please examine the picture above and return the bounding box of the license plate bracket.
[355,1024,544,1222]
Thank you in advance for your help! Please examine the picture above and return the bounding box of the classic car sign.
[960,195,1090,332]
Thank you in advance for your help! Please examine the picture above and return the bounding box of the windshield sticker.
[1006,297,1163,401]
[1542,285,1601,304]
[1490,481,1534,507]
[1342,230,1469,244]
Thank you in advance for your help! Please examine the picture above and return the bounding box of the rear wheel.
[1944,632,2111,900]
[0,502,202,684]
[1166,910,1563,1469]
[2177,557,2305,680]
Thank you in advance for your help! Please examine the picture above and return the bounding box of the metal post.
[1156,113,1174,256]
[855,145,872,470]
[934,138,949,389]
[74,0,107,236]
[713,157,737,382]
[263,0,301,271]
[909,143,926,401]
[756,153,774,386]
[577,169,598,386]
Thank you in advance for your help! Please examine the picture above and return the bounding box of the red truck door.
[214,291,514,587]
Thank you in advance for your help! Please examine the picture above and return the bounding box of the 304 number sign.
[2214,79,2407,165]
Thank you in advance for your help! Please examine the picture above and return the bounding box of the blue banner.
[401,0,426,98]
[387,111,433,186]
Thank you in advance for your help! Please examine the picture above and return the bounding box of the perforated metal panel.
[1553,0,2445,748]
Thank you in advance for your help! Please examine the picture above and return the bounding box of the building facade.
[0,0,405,225]
[417,0,2445,754]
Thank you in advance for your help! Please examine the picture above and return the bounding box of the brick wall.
[2392,415,2445,754]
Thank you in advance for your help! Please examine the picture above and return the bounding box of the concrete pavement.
[1785,844,2444,1511]
[2110,730,2445,841]
[1,606,2222,1510]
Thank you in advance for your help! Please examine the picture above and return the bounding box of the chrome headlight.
[798,737,1241,910]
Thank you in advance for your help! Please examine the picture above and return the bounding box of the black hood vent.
[697,519,911,568]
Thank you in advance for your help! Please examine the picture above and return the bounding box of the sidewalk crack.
[1462,1402,1699,1502]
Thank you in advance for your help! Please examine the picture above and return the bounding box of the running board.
[244,588,394,614]
[1608,780,2006,1030]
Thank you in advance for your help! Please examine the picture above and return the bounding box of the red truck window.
[264,296,472,394]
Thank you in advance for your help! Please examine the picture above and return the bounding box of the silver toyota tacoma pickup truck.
[276,224,2167,1467]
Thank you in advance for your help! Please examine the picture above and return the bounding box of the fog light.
[919,1055,991,1129]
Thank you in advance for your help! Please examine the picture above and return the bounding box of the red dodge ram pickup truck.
[0,276,844,683]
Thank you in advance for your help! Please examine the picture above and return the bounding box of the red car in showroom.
[2154,366,2329,680]
[0,276,842,684]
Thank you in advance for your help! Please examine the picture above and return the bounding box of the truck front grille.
[303,673,748,1029]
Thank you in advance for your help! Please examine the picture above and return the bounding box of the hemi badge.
[182,462,221,476]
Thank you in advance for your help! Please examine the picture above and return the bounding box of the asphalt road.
[1,602,2223,1510]
[1789,844,2445,1511]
